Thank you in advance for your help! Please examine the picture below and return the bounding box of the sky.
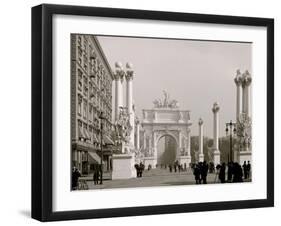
[97,35,252,138]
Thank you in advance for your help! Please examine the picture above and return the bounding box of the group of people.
[242,161,251,179]
[134,162,145,177]
[192,161,251,184]
[167,161,188,173]
[192,161,209,184]
[217,161,251,183]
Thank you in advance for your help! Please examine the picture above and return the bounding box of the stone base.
[237,151,252,165]
[213,150,220,166]
[233,150,238,163]
[198,153,204,162]
[111,153,136,180]
[143,157,157,169]
[177,156,191,167]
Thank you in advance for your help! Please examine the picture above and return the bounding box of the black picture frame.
[32,4,274,222]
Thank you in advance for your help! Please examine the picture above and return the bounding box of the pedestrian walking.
[219,163,226,183]
[193,164,201,184]
[201,161,208,184]
[72,166,81,190]
[139,162,145,177]
[246,161,251,179]
[242,161,248,179]
[227,162,233,182]
[232,162,243,182]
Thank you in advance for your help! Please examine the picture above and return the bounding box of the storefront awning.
[104,135,114,145]
[88,151,101,163]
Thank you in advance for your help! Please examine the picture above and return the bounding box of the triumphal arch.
[140,91,192,168]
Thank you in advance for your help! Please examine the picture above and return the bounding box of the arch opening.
[157,135,177,165]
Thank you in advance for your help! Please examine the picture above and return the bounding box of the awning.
[104,135,114,145]
[88,151,101,163]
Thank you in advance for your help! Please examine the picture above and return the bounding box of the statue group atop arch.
[153,90,180,109]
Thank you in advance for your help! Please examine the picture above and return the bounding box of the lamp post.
[225,120,236,163]
[99,111,106,184]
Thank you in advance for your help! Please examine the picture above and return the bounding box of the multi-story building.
[71,34,114,174]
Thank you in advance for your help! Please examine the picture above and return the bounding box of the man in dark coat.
[139,162,145,177]
[242,161,248,179]
[227,162,233,182]
[233,162,243,182]
[219,163,226,183]
[169,164,172,173]
[201,161,209,184]
[174,161,177,172]
[193,164,201,184]
[134,163,140,177]
[93,164,100,185]
[246,161,251,179]
[72,167,81,190]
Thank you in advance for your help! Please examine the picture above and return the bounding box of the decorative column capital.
[234,69,243,86]
[125,62,134,81]
[242,70,252,87]
[212,102,220,113]
[114,62,125,82]
[198,118,204,126]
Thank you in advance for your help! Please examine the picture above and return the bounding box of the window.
[83,99,87,119]
[78,95,82,115]
[78,120,83,141]
[83,76,88,95]
[78,69,82,90]
[89,105,92,122]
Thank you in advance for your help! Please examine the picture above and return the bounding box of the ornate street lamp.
[99,111,106,184]
[225,120,236,162]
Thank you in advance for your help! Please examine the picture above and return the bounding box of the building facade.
[71,34,114,174]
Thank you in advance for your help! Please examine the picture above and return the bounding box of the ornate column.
[114,62,124,122]
[234,69,242,120]
[178,130,182,156]
[135,118,140,150]
[125,62,135,147]
[242,70,252,117]
[187,128,191,156]
[212,102,220,165]
[198,118,204,162]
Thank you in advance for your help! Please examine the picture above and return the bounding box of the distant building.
[71,34,114,174]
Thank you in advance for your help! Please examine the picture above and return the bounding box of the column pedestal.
[237,151,252,165]
[213,150,220,166]
[198,154,204,162]
[143,157,157,169]
[111,153,136,179]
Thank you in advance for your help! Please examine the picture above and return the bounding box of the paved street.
[81,168,250,190]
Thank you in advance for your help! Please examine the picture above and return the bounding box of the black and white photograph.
[71,34,253,190]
